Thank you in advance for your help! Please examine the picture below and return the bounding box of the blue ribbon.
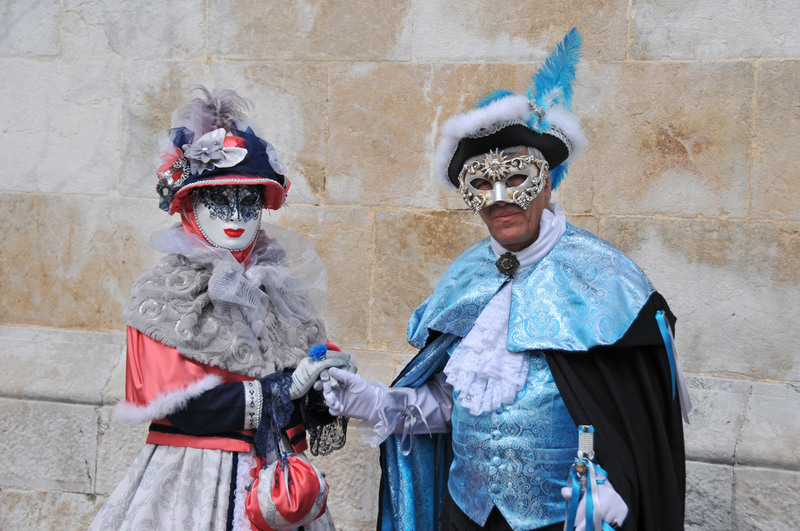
[655,310,677,400]
[565,461,582,529]
[585,465,595,531]
[565,458,611,530]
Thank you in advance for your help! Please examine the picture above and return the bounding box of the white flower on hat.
[182,128,248,175]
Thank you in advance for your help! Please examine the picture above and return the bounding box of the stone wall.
[1,1,798,529]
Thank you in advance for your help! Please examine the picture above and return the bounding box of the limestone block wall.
[1,1,798,529]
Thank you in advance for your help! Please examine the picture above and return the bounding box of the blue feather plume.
[550,162,568,191]
[527,28,582,113]
[476,90,515,108]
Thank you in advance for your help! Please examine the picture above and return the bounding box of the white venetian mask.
[192,184,263,251]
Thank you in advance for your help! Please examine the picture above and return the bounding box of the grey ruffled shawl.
[123,227,327,378]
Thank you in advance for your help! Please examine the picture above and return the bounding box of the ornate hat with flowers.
[435,28,588,191]
[155,87,289,214]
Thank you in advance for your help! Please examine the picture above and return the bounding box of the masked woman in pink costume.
[90,87,349,530]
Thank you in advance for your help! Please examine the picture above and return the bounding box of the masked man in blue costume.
[321,29,691,531]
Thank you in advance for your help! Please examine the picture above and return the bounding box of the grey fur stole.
[123,242,327,379]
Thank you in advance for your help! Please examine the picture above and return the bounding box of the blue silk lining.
[655,310,677,400]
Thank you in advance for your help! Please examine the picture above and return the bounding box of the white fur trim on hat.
[544,105,588,167]
[434,95,530,188]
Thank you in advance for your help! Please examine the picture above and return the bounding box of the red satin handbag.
[246,444,329,530]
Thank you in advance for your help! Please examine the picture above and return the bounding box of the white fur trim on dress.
[114,374,224,423]
[232,450,258,531]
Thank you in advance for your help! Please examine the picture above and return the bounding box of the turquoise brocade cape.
[378,224,686,530]
[407,224,655,353]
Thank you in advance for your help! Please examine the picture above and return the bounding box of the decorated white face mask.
[458,148,548,212]
[192,184,263,251]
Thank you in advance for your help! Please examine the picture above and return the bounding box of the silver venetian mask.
[458,149,548,212]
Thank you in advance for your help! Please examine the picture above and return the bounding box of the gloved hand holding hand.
[321,367,386,423]
[313,361,357,391]
[561,472,627,531]
[289,351,353,400]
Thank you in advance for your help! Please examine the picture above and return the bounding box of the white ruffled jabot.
[443,283,524,415]
[444,203,567,416]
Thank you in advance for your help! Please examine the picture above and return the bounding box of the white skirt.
[90,444,335,531]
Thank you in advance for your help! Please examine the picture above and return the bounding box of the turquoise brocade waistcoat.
[448,353,577,530]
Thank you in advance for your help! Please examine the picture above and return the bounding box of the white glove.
[561,472,627,531]
[289,352,352,400]
[313,360,357,391]
[321,367,386,423]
